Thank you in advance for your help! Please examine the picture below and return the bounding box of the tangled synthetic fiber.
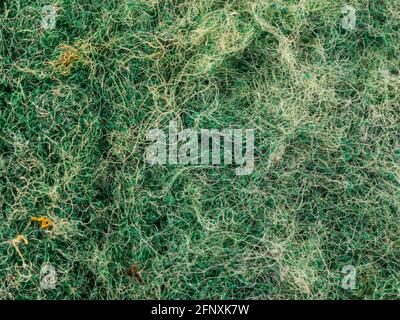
[0,0,399,299]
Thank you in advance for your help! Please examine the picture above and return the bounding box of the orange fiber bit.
[31,217,53,229]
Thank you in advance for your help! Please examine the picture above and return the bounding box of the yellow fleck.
[32,217,53,229]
